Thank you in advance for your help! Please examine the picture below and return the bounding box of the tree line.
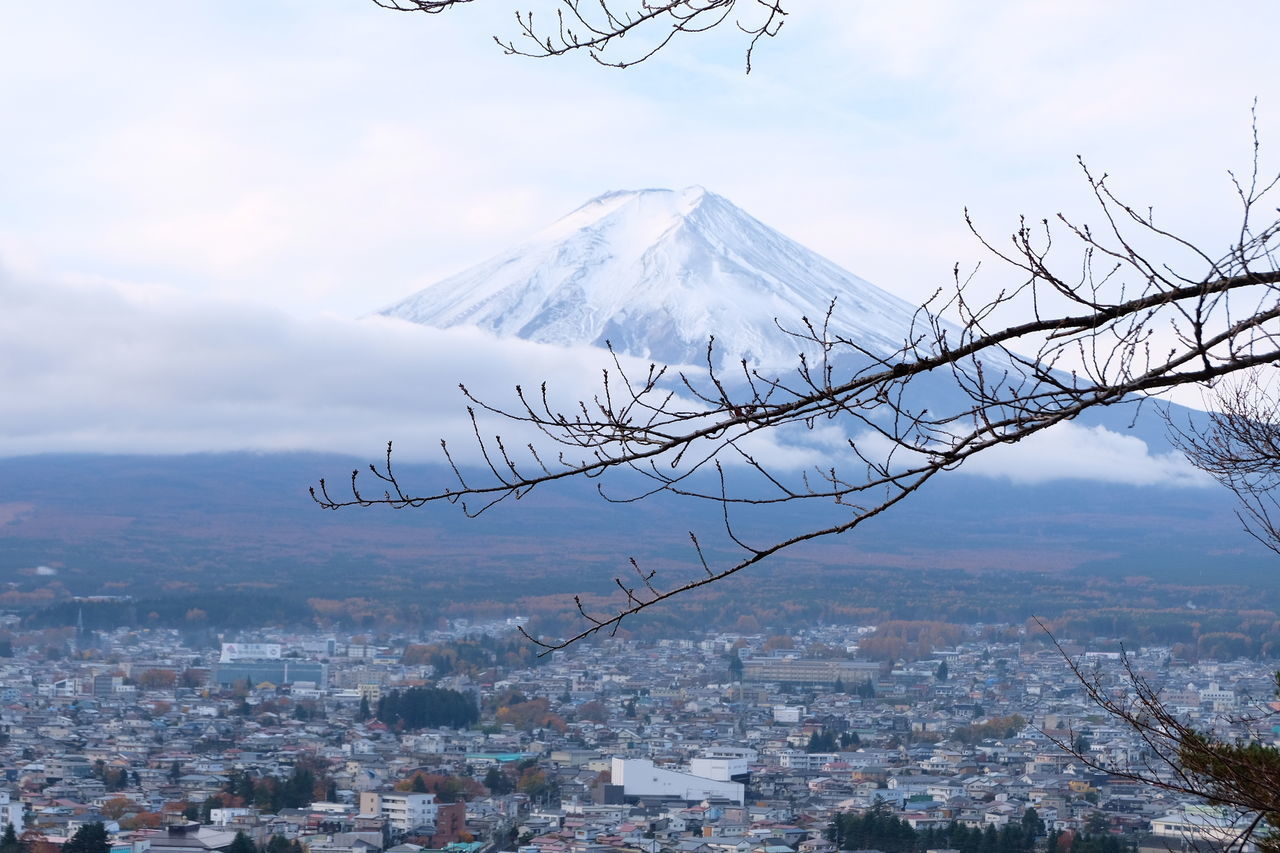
[825,803,1132,853]
[375,686,479,730]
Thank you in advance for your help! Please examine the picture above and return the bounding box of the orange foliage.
[394,772,485,802]
[100,797,136,820]
[496,698,567,733]
[860,621,966,662]
[761,635,794,652]
[136,669,178,689]
[119,812,165,830]
[22,831,60,853]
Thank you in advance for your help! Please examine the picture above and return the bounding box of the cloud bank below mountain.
[1,260,1212,493]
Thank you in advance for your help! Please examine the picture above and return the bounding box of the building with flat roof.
[212,659,327,688]
[611,757,744,805]
[359,791,439,834]
[742,657,879,688]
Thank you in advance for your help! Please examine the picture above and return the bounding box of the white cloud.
[960,422,1212,488]
[0,262,634,462]
[1,1,1276,480]
[0,257,1219,497]
[836,418,1211,491]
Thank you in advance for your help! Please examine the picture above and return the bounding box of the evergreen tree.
[227,832,257,853]
[0,823,21,853]
[374,686,478,730]
[806,731,838,753]
[484,766,513,795]
[1022,808,1045,839]
[282,766,317,809]
[981,824,999,853]
[63,823,110,853]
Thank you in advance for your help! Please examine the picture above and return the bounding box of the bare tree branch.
[313,147,1280,652]
[372,0,475,12]
[371,0,786,71]
[1170,371,1280,555]
[1040,620,1280,852]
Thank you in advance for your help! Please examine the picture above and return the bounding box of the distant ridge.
[380,187,926,368]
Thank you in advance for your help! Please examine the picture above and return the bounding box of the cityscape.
[2,5,1279,853]
[0,615,1271,853]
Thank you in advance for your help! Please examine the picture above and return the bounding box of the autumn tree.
[516,766,552,801]
[118,812,164,832]
[395,772,484,802]
[19,832,55,853]
[98,797,134,821]
[495,698,566,733]
[575,700,608,723]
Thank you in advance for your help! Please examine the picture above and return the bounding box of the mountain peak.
[380,187,923,367]
[542,186,712,243]
[580,185,710,208]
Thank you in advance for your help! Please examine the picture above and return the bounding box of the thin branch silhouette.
[315,146,1280,653]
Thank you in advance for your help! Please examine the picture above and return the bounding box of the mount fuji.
[381,185,1219,456]
[380,186,925,368]
[0,188,1274,624]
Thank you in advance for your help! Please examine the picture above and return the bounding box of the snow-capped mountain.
[380,186,927,368]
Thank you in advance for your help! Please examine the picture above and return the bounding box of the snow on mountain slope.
[375,187,1208,489]
[379,187,931,368]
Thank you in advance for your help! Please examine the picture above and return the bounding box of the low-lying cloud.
[960,421,1212,488]
[0,262,1214,493]
[0,263,629,463]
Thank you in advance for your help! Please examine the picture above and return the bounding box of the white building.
[778,751,837,772]
[611,757,744,804]
[1151,806,1256,852]
[358,791,438,833]
[0,791,22,835]
[219,642,283,662]
[691,753,747,783]
[1199,682,1237,711]
[209,808,253,826]
[772,706,804,724]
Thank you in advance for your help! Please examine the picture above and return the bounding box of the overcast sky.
[2,1,1277,482]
